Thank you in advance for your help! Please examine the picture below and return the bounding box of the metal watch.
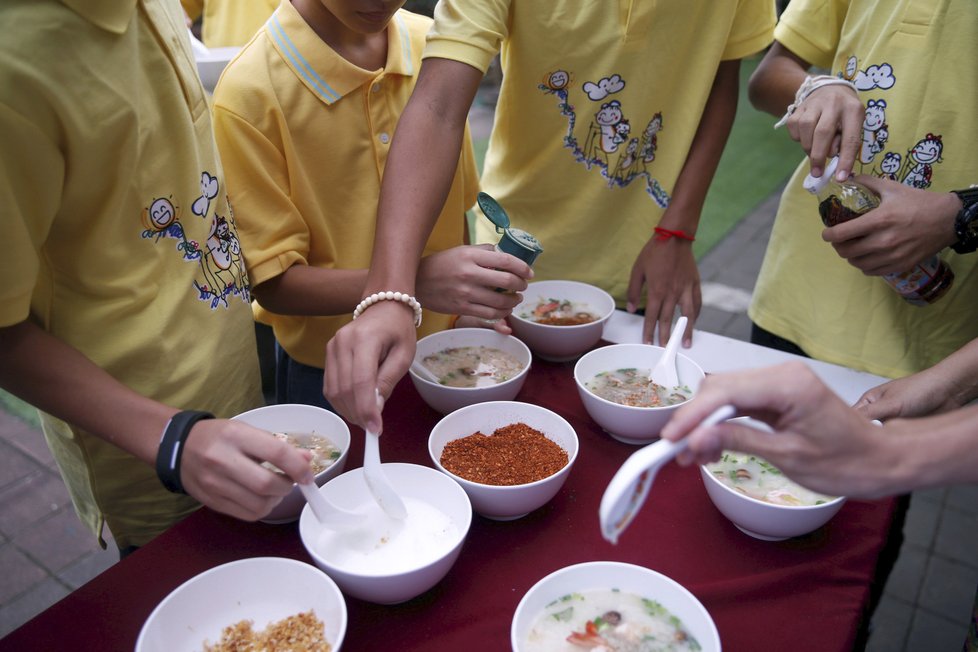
[951,187,978,254]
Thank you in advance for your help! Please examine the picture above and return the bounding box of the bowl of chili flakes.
[428,400,579,520]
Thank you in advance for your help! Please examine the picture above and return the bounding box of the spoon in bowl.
[599,403,735,544]
[410,360,442,384]
[363,390,408,520]
[649,315,687,389]
[298,480,367,529]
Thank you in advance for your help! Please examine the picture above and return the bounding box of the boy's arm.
[0,320,313,521]
[855,336,978,421]
[324,57,484,433]
[662,361,978,497]
[626,59,740,348]
[748,41,863,180]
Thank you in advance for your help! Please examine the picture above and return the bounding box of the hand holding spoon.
[599,403,735,544]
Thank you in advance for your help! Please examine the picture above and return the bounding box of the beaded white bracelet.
[773,74,859,128]
[352,291,423,328]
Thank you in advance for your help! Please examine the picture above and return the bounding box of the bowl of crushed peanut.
[136,556,346,652]
[428,400,579,520]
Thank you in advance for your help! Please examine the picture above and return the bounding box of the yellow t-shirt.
[428,0,775,305]
[212,3,479,368]
[0,0,263,548]
[750,0,978,378]
[181,0,277,47]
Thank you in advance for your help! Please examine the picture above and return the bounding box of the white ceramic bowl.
[428,401,579,521]
[298,463,472,605]
[700,417,846,541]
[573,343,705,445]
[409,328,531,414]
[509,280,616,361]
[511,561,720,652]
[232,404,351,524]
[136,557,347,652]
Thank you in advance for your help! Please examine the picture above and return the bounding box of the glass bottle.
[803,157,954,306]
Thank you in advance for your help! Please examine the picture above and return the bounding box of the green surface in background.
[470,57,801,260]
[1,389,41,429]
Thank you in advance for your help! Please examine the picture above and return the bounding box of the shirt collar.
[60,0,139,34]
[266,1,417,106]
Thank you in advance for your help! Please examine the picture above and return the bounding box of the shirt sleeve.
[723,0,778,61]
[423,0,511,74]
[773,0,849,70]
[0,102,62,327]
[211,102,309,288]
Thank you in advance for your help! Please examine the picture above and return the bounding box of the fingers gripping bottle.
[476,192,542,324]
[803,157,954,306]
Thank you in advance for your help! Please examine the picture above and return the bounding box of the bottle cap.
[802,156,840,195]
[477,192,511,231]
[478,192,543,265]
[497,228,543,266]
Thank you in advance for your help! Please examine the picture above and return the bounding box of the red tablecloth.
[1,355,900,652]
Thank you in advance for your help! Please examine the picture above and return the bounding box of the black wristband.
[951,187,978,254]
[156,410,214,494]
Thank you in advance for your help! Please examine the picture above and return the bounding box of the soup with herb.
[586,368,691,408]
[524,589,701,651]
[265,432,341,475]
[421,345,524,387]
[520,298,599,326]
[706,452,836,506]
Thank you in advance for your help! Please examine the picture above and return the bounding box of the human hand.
[821,176,959,274]
[626,235,700,347]
[417,245,531,321]
[854,360,971,421]
[453,314,513,335]
[785,84,864,180]
[180,419,314,521]
[660,362,899,498]
[324,301,418,433]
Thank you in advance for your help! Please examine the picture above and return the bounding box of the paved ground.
[2,89,976,650]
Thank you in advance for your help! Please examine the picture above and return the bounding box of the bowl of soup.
[409,328,532,414]
[573,343,705,444]
[232,404,351,524]
[509,280,616,362]
[428,400,579,520]
[298,463,472,604]
[511,561,720,652]
[700,417,846,540]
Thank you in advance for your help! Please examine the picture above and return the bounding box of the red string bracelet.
[653,226,696,242]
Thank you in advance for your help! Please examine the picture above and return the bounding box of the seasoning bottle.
[802,157,954,306]
[477,192,543,270]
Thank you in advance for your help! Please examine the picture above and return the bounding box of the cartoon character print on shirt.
[845,56,946,190]
[140,170,251,309]
[539,70,669,208]
[860,100,887,165]
[191,171,219,218]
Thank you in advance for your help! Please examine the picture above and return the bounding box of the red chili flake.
[440,422,568,486]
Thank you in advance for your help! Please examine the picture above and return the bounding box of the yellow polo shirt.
[181,0,277,47]
[431,0,776,305]
[750,0,978,378]
[0,0,263,548]
[213,2,479,369]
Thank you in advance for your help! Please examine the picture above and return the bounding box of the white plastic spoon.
[363,390,408,520]
[599,403,736,544]
[297,480,367,528]
[411,360,441,384]
[649,315,687,389]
